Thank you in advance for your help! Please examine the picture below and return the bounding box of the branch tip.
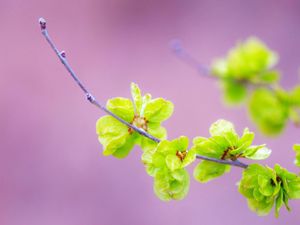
[39,17,47,30]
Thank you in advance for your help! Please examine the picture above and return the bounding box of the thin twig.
[170,39,212,78]
[39,17,248,169]
[170,39,276,90]
[196,155,248,169]
[38,18,160,143]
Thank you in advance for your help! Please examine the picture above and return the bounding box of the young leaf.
[222,79,247,104]
[194,161,230,183]
[239,164,300,217]
[144,136,195,173]
[294,144,300,167]
[96,115,135,157]
[96,83,174,158]
[209,119,236,136]
[248,88,288,135]
[131,82,142,114]
[153,168,190,201]
[143,98,174,123]
[211,37,280,105]
[244,146,272,160]
[192,120,270,182]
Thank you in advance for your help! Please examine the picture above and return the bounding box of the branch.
[170,39,212,78]
[170,39,276,90]
[38,18,160,143]
[196,155,248,168]
[39,17,248,169]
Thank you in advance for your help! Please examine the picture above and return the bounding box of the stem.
[39,18,248,169]
[171,40,277,90]
[196,155,248,169]
[38,18,160,143]
[170,39,212,78]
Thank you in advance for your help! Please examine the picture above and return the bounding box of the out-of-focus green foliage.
[211,37,279,104]
[210,37,300,136]
[96,83,174,158]
[293,144,300,167]
[191,120,271,183]
[239,164,300,217]
[248,86,300,136]
[248,88,289,135]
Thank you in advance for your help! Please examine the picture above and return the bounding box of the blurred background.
[1,0,300,224]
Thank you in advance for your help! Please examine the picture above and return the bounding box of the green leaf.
[247,198,275,216]
[244,146,272,160]
[191,139,223,158]
[140,93,152,116]
[232,128,254,154]
[211,37,278,81]
[170,170,190,200]
[221,79,247,104]
[96,115,135,157]
[193,161,230,183]
[209,119,236,136]
[144,98,174,123]
[290,85,300,106]
[193,136,207,145]
[211,58,228,78]
[153,169,172,201]
[239,163,300,217]
[112,135,136,158]
[294,144,300,167]
[102,134,127,156]
[223,131,239,148]
[182,148,196,167]
[140,123,167,152]
[248,88,288,135]
[193,120,270,165]
[141,147,155,165]
[154,140,173,155]
[288,108,300,125]
[153,169,190,201]
[258,70,280,83]
[166,155,181,171]
[152,137,193,170]
[106,97,134,122]
[288,179,300,199]
[172,136,189,150]
[131,82,142,113]
[229,37,278,74]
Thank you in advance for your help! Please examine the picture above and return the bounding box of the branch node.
[86,93,95,103]
[60,51,66,58]
[39,17,47,30]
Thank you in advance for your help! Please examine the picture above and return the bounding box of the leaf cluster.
[96,83,173,158]
[211,37,300,136]
[192,120,271,183]
[95,83,300,217]
[239,164,300,217]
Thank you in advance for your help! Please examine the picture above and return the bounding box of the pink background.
[1,0,300,224]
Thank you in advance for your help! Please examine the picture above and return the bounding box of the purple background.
[1,0,300,224]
